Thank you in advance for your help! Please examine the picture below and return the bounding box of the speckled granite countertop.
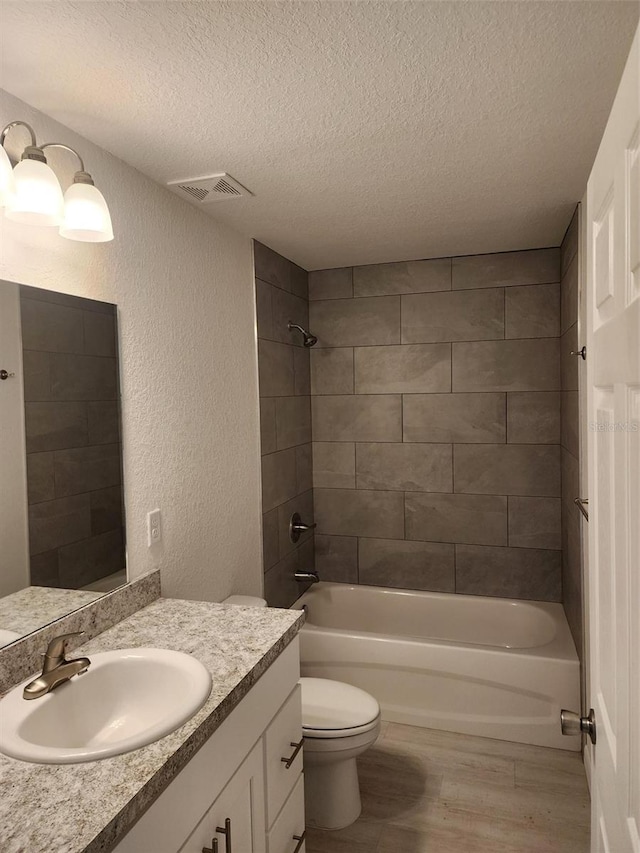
[0,587,103,639]
[0,598,304,853]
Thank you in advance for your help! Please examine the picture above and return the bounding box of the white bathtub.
[292,583,580,751]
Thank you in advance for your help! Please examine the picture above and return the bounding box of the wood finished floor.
[305,722,590,853]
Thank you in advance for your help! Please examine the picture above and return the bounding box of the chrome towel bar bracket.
[574,497,589,521]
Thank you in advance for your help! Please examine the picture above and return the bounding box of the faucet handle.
[44,631,85,660]
[289,512,317,543]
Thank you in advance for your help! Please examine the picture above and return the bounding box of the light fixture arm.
[0,128,90,177]
[40,143,93,184]
[0,120,37,150]
[1,121,43,164]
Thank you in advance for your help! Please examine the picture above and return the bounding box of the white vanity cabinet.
[112,638,306,853]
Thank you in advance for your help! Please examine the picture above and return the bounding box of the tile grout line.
[453,442,458,592]
[403,490,406,540]
[503,284,507,340]
[306,335,562,350]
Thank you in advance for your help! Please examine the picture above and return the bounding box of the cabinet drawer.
[267,775,305,853]
[265,684,303,825]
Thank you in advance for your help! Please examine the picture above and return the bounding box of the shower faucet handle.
[289,512,317,543]
[291,514,317,531]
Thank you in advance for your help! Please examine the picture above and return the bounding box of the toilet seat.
[300,677,380,739]
[303,718,380,739]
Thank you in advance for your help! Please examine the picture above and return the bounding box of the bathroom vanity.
[112,638,305,853]
[0,597,305,853]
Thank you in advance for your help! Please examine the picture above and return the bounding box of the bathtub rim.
[292,582,579,663]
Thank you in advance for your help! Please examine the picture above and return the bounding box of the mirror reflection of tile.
[20,285,126,591]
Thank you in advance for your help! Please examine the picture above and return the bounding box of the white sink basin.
[0,648,212,764]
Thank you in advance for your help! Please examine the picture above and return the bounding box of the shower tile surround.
[254,242,315,607]
[309,249,563,602]
[255,244,571,605]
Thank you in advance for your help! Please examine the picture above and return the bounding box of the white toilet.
[300,677,381,830]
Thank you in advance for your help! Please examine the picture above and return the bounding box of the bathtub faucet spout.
[295,570,319,584]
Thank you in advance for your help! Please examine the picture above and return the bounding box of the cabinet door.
[180,741,266,853]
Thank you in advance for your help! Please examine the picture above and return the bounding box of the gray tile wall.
[20,287,125,589]
[308,249,563,602]
[559,209,583,657]
[254,242,315,608]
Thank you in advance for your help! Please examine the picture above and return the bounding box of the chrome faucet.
[295,570,320,584]
[23,631,91,700]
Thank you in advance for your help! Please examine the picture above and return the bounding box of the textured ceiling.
[1,1,638,269]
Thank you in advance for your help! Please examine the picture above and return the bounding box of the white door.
[586,26,639,853]
[0,281,29,596]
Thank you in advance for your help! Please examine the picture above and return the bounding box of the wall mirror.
[0,280,127,648]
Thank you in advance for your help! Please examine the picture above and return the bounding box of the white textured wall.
[0,90,263,602]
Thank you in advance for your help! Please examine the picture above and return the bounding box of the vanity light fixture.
[0,120,113,242]
[0,144,14,207]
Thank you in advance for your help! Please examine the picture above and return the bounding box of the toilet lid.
[300,677,380,732]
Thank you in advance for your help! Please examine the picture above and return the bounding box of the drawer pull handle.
[281,738,304,769]
[202,838,218,853]
[292,831,306,852]
[215,818,232,853]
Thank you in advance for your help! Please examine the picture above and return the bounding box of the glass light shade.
[0,145,14,207]
[59,182,114,242]
[5,157,64,225]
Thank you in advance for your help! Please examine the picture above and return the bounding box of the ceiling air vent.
[167,173,252,204]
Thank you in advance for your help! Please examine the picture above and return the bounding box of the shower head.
[288,322,318,347]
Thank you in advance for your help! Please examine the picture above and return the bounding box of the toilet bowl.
[300,677,381,831]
